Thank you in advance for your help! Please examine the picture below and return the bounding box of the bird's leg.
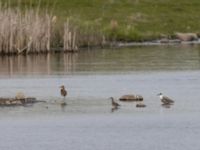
[62,96,67,105]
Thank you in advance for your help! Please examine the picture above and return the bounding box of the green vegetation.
[2,0,200,44]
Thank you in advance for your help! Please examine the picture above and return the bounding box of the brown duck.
[110,97,120,108]
[60,85,67,98]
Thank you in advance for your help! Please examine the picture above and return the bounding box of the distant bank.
[1,0,200,54]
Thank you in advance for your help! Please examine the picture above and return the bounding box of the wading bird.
[110,97,120,108]
[157,93,174,105]
[60,85,67,99]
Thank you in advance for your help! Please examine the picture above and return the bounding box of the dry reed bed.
[0,7,77,54]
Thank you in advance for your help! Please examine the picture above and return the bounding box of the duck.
[157,93,174,105]
[110,97,120,108]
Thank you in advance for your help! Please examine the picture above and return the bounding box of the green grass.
[3,0,200,42]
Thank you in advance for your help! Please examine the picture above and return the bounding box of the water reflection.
[161,104,173,108]
[0,53,78,76]
[0,45,200,76]
[111,106,120,113]
[61,103,67,112]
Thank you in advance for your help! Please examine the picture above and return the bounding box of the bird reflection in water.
[161,104,172,108]
[111,106,119,113]
[61,102,67,112]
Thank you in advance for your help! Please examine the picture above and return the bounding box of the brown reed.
[0,6,78,54]
[63,19,78,52]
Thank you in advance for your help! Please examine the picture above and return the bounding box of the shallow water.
[1,45,200,150]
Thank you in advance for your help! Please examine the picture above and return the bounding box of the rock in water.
[119,94,143,101]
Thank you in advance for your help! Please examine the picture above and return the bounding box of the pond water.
[0,44,200,150]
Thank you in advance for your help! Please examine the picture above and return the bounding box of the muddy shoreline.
[1,38,200,56]
[78,38,200,51]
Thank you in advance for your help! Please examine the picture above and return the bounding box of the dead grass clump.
[63,19,78,52]
[0,7,54,54]
[0,6,77,54]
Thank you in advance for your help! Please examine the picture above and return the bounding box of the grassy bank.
[2,0,200,51]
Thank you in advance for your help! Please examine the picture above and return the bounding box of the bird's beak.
[157,93,160,96]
